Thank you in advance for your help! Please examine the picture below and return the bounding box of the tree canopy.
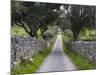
[12,1,60,38]
[65,5,96,40]
[12,1,96,41]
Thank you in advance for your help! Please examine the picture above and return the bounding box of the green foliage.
[62,35,96,70]
[12,1,96,40]
[79,28,96,41]
[56,17,72,32]
[11,25,28,36]
[43,26,58,41]
[11,37,56,75]
[37,28,43,39]
[43,30,53,40]
[65,5,96,40]
[64,29,73,41]
[12,1,59,38]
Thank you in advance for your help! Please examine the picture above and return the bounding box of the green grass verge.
[11,38,56,75]
[62,35,96,70]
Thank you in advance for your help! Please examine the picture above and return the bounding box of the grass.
[79,28,96,41]
[11,37,56,75]
[62,35,96,70]
[11,25,29,36]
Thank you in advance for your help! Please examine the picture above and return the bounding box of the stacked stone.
[68,41,96,64]
[11,36,47,67]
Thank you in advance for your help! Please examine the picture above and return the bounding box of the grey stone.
[68,41,96,64]
[11,36,48,68]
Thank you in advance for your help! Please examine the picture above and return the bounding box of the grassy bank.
[79,28,96,41]
[62,35,96,70]
[11,37,56,75]
[11,25,29,36]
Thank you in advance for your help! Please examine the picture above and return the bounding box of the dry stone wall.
[11,36,48,67]
[68,41,96,64]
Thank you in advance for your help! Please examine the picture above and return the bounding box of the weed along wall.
[68,41,96,64]
[11,36,48,68]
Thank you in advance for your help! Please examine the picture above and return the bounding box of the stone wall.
[68,41,96,64]
[11,36,48,67]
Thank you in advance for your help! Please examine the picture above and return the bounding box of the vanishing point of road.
[37,34,77,73]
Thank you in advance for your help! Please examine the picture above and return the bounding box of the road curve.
[37,34,77,73]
